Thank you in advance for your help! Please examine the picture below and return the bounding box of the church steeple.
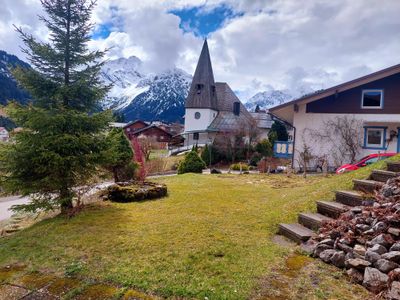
[185,39,218,110]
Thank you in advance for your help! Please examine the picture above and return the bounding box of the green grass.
[0,157,396,299]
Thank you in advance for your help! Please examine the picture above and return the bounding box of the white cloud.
[1,0,400,100]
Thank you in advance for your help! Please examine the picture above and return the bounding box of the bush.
[230,163,250,171]
[201,144,221,165]
[249,152,263,166]
[255,139,273,157]
[107,182,167,203]
[178,150,206,174]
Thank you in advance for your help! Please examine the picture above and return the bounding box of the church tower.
[184,40,218,141]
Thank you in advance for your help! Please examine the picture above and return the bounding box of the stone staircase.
[278,161,400,244]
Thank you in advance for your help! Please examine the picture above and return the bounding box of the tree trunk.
[60,187,73,214]
[113,167,119,183]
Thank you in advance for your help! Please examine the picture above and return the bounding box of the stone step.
[317,200,349,218]
[387,161,400,173]
[370,169,398,182]
[353,179,383,193]
[298,212,333,230]
[278,223,314,244]
[335,190,366,206]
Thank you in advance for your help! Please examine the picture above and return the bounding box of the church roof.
[185,40,218,110]
[208,83,254,132]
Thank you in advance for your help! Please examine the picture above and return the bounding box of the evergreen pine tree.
[268,121,289,142]
[103,128,136,183]
[0,0,112,213]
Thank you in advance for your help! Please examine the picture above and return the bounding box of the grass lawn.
[0,159,393,299]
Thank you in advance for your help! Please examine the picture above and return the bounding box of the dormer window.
[196,84,204,94]
[233,102,240,116]
[362,90,383,109]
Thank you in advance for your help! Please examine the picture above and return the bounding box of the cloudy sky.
[1,0,400,100]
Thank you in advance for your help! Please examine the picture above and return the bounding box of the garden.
[0,164,383,299]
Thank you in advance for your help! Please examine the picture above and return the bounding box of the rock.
[319,249,337,263]
[389,228,400,237]
[347,268,364,284]
[369,234,392,248]
[363,267,389,293]
[354,244,366,256]
[365,251,381,264]
[351,207,362,214]
[331,251,346,268]
[337,242,353,253]
[383,251,400,263]
[356,224,371,232]
[210,169,222,174]
[369,244,388,255]
[391,243,400,252]
[388,281,400,300]
[373,221,387,232]
[300,240,317,255]
[346,258,371,270]
[375,259,399,273]
[313,244,332,258]
[318,238,334,246]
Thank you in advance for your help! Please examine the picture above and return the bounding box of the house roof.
[270,63,400,124]
[123,120,148,129]
[131,124,173,137]
[185,39,218,110]
[250,112,274,129]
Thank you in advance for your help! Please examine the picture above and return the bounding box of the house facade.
[183,40,254,148]
[124,120,173,149]
[270,64,400,170]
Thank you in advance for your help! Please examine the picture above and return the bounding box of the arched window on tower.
[233,102,240,116]
[196,84,204,94]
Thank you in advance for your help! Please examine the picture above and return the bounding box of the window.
[196,84,203,94]
[233,102,240,116]
[362,90,383,109]
[193,133,199,140]
[211,85,216,96]
[195,112,201,119]
[364,127,386,149]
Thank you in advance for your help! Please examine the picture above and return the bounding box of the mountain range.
[0,50,297,124]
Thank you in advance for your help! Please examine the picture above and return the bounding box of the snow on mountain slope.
[100,56,191,123]
[245,89,294,112]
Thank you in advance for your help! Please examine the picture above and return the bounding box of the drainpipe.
[267,111,297,169]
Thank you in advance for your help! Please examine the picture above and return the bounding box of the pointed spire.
[185,39,218,110]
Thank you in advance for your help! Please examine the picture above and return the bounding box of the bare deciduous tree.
[310,116,363,166]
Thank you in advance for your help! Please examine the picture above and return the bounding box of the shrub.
[249,152,263,166]
[230,163,250,171]
[201,144,220,165]
[107,182,167,203]
[178,150,206,174]
[255,139,273,157]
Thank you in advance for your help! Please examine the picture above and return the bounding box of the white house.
[183,40,254,148]
[270,63,400,170]
[0,127,9,142]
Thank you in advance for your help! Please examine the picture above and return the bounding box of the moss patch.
[16,272,56,290]
[122,289,158,300]
[0,264,26,283]
[44,277,82,296]
[74,284,119,300]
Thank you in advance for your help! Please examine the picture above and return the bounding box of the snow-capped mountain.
[245,90,294,112]
[101,56,191,123]
[0,50,31,105]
